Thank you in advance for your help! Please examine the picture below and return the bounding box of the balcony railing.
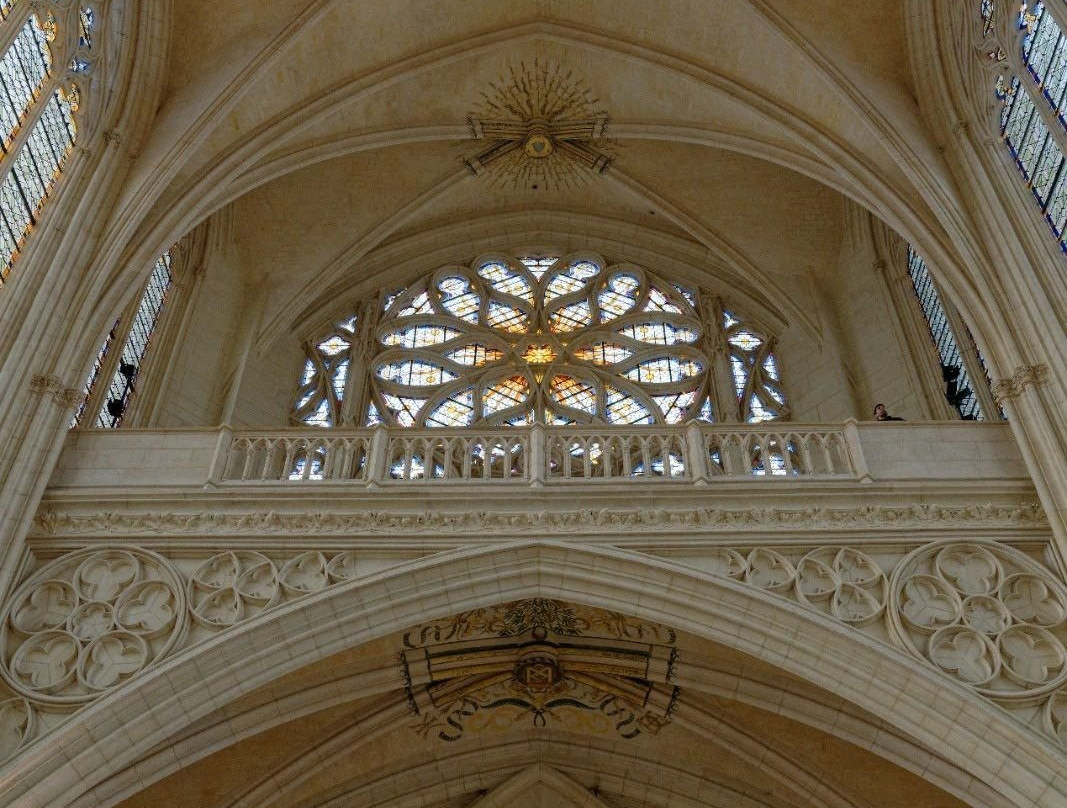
[217,423,864,485]
[49,421,1028,493]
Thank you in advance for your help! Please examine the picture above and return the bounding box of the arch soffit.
[269,211,793,353]
[95,17,982,350]
[237,736,847,808]
[3,542,1061,808]
[259,173,811,352]
[226,693,958,808]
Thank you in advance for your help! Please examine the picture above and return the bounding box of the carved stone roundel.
[0,548,186,705]
[188,551,280,628]
[794,547,888,626]
[889,540,1067,700]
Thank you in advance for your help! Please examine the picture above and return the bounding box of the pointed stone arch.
[3,541,1063,807]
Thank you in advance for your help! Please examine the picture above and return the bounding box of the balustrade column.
[365,425,390,487]
[684,420,708,484]
[720,436,749,476]
[842,420,873,483]
[529,423,546,487]
[205,425,234,486]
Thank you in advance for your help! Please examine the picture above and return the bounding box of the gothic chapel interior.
[0,1,1066,806]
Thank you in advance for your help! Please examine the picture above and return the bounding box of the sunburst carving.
[465,61,618,190]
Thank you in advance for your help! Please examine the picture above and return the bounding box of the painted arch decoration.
[292,253,789,428]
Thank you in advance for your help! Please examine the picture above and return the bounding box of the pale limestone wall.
[230,338,306,428]
[857,422,1029,480]
[831,216,930,421]
[47,430,220,489]
[0,3,1066,807]
[153,249,246,428]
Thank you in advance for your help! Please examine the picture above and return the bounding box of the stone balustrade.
[47,420,1030,490]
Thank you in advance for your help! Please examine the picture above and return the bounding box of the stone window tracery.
[293,253,789,428]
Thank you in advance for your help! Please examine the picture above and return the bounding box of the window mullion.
[1024,70,1067,156]
[0,74,56,189]
[706,296,739,423]
[0,4,34,65]
[872,244,958,420]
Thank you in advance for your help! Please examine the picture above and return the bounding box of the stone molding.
[991,363,1050,405]
[32,503,1048,539]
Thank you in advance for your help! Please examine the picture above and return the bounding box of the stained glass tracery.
[293,254,789,428]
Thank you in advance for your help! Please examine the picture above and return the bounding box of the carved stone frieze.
[33,502,1047,538]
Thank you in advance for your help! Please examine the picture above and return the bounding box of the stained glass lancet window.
[293,254,789,428]
[986,1,1067,250]
[0,15,52,151]
[0,4,89,280]
[74,253,173,427]
[906,247,989,420]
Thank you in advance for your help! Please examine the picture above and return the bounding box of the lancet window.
[0,3,94,279]
[73,252,172,427]
[906,247,995,420]
[293,254,789,428]
[985,1,1067,250]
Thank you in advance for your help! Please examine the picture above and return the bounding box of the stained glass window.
[0,15,52,151]
[292,316,357,427]
[78,6,94,49]
[723,310,788,423]
[906,248,987,420]
[0,6,84,279]
[988,2,1067,250]
[75,253,173,427]
[293,253,790,428]
[71,318,117,425]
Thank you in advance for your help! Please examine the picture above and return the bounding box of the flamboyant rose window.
[293,254,789,427]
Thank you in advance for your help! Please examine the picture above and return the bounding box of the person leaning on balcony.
[873,403,904,421]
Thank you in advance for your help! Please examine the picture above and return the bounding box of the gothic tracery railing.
[221,423,860,484]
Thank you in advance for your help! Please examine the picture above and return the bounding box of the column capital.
[991,363,1049,405]
[29,374,80,408]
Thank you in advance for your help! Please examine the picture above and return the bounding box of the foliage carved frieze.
[400,599,678,741]
[33,502,1047,538]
